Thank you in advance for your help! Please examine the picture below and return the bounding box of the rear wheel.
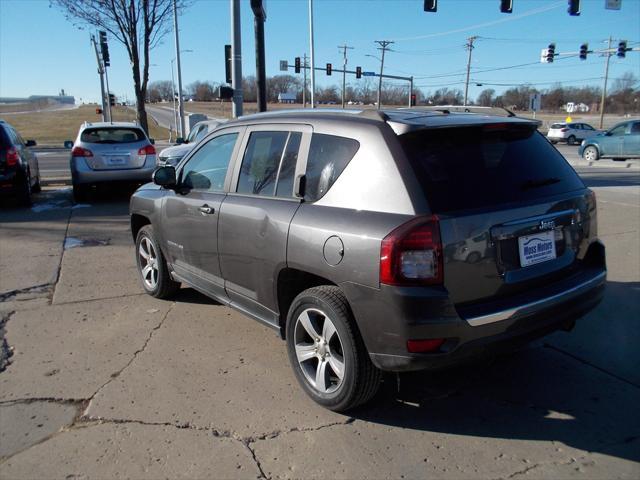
[32,174,41,193]
[567,135,577,146]
[286,286,381,412]
[18,170,32,207]
[135,225,180,299]
[583,146,599,162]
[72,183,89,203]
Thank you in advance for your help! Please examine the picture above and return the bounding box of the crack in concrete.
[52,292,146,306]
[544,343,640,389]
[50,204,74,303]
[84,301,177,412]
[242,440,269,479]
[0,284,52,303]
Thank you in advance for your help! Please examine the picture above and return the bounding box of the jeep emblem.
[540,219,555,230]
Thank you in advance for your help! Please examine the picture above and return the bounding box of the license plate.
[106,156,126,166]
[518,230,557,267]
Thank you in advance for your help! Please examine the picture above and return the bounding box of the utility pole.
[599,36,612,130]
[463,36,477,107]
[374,40,393,110]
[308,0,316,108]
[338,44,354,109]
[103,64,112,122]
[170,59,178,141]
[230,0,243,117]
[172,0,185,137]
[90,35,107,122]
[251,0,267,112]
[302,53,307,108]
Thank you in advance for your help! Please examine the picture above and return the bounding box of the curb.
[566,160,640,170]
[41,178,71,186]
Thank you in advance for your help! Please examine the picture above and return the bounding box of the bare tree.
[476,89,495,107]
[53,0,184,133]
[148,80,174,101]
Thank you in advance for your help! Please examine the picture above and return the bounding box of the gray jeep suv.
[130,109,606,411]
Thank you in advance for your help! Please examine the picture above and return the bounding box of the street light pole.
[170,59,178,139]
[599,36,613,130]
[463,36,477,107]
[339,44,354,109]
[172,0,185,137]
[374,40,393,110]
[308,0,316,108]
[230,0,243,118]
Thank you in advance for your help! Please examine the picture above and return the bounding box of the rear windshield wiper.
[521,177,561,190]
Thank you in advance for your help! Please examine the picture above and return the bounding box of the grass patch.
[1,105,169,146]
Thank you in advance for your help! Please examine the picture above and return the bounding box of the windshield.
[400,124,585,214]
[81,127,146,144]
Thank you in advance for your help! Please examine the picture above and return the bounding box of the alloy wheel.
[294,308,346,394]
[138,236,159,290]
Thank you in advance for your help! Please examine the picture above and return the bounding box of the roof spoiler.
[358,110,389,122]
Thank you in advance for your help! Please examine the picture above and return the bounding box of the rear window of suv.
[400,124,585,214]
[80,128,145,144]
[550,123,565,129]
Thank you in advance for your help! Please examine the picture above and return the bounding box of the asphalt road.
[0,164,638,478]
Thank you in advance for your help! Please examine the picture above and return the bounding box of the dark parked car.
[130,109,606,411]
[579,119,640,161]
[0,119,41,206]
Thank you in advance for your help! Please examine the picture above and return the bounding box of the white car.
[547,122,600,146]
[157,119,226,166]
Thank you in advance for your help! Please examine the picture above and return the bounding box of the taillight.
[380,216,443,286]
[71,146,93,157]
[6,147,19,166]
[138,144,156,156]
[560,128,568,132]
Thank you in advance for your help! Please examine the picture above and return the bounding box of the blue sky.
[1,0,639,103]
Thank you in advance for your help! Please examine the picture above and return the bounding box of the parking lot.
[1,149,639,478]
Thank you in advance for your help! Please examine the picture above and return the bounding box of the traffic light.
[218,86,234,99]
[567,0,580,16]
[423,0,437,12]
[108,94,116,106]
[546,43,556,63]
[99,30,110,67]
[294,57,301,74]
[410,93,417,106]
[579,43,588,60]
[355,66,362,79]
[617,40,628,58]
[500,0,513,13]
[326,63,332,76]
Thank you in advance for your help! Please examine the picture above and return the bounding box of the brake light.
[138,144,156,156]
[560,128,568,132]
[71,146,93,157]
[380,216,443,286]
[6,147,19,166]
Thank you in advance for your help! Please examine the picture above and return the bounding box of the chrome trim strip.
[466,271,606,327]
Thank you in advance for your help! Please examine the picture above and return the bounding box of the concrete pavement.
[0,168,638,478]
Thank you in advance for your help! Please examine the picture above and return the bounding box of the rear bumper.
[72,157,156,185]
[0,169,22,195]
[343,245,606,372]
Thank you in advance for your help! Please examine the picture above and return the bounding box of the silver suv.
[70,122,156,201]
[130,109,606,411]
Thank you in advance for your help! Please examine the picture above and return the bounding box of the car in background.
[70,122,156,202]
[0,119,41,206]
[131,109,606,411]
[547,122,600,145]
[579,119,640,162]
[157,119,226,166]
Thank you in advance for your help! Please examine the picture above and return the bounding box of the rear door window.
[304,134,359,202]
[237,131,289,196]
[400,124,585,214]
[81,128,146,144]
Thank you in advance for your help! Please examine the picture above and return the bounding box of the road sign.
[362,71,376,77]
[529,93,542,112]
[605,0,621,10]
[279,60,288,72]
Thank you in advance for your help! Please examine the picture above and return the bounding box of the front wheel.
[583,146,599,162]
[135,225,180,299]
[286,286,381,412]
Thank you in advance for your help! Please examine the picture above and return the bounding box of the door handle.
[198,205,215,215]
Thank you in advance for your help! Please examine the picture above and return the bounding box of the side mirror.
[25,139,37,147]
[149,138,155,145]
[152,166,177,188]
[294,173,306,199]
[175,137,185,145]
[64,140,74,149]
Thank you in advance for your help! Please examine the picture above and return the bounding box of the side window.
[304,134,360,202]
[630,122,640,135]
[181,133,238,192]
[583,124,595,131]
[569,123,580,130]
[609,124,626,136]
[237,131,289,196]
[195,125,209,142]
[275,132,302,198]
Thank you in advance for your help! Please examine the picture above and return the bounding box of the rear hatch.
[400,121,595,308]
[547,123,567,138]
[79,127,152,170]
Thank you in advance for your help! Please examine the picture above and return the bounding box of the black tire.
[567,135,577,146]
[135,225,180,299]
[32,174,42,193]
[72,183,89,203]
[466,251,481,264]
[18,171,32,207]
[550,140,557,145]
[286,286,381,412]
